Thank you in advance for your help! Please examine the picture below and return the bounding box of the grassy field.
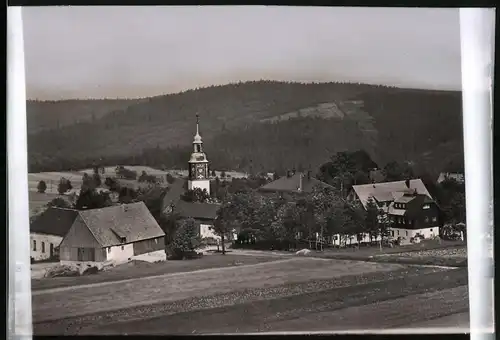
[32,257,411,323]
[32,257,467,335]
[29,191,64,216]
[31,254,283,291]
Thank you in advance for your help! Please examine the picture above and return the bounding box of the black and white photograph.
[9,5,495,335]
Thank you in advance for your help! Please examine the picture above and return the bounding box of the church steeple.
[193,113,203,153]
[188,113,210,195]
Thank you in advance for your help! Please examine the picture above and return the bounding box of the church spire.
[196,113,200,136]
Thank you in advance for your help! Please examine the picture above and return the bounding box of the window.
[403,219,406,224]
[397,230,400,236]
[108,247,111,253]
[33,240,36,251]
[432,217,437,222]
[430,229,433,232]
[155,239,158,244]
[391,231,394,237]
[121,246,124,250]
[405,231,408,236]
[423,204,430,209]
[41,242,45,253]
[425,216,429,222]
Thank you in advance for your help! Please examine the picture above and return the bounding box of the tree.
[37,180,47,193]
[220,171,226,178]
[82,173,94,191]
[365,197,380,242]
[57,177,73,195]
[211,170,217,177]
[169,218,201,259]
[74,188,112,210]
[138,171,148,182]
[166,173,175,184]
[104,177,120,192]
[118,187,138,204]
[376,210,392,251]
[92,172,102,187]
[211,205,232,254]
[47,197,72,209]
[181,188,211,203]
[383,161,415,182]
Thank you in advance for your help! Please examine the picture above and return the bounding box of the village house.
[30,207,79,262]
[436,172,465,184]
[59,201,165,264]
[348,179,441,244]
[259,169,333,197]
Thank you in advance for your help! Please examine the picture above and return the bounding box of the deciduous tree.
[37,180,47,193]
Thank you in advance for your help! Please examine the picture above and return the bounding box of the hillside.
[27,98,148,134]
[27,81,464,176]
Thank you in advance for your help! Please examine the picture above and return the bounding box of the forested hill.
[27,81,464,175]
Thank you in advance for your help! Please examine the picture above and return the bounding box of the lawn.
[33,263,467,335]
[31,254,284,291]
[32,257,410,323]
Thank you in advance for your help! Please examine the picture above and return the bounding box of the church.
[161,115,228,241]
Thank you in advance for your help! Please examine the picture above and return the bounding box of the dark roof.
[174,201,221,220]
[162,178,187,212]
[78,202,165,247]
[259,172,333,194]
[30,207,79,237]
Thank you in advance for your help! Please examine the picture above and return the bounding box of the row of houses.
[258,170,442,245]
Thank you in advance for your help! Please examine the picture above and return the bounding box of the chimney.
[298,173,303,192]
[405,179,410,188]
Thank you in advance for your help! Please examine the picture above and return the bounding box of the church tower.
[187,114,210,195]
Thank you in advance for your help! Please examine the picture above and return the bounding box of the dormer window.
[120,237,126,244]
[423,204,430,210]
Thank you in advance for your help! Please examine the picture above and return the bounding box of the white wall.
[188,179,211,195]
[30,233,62,261]
[105,243,134,263]
[330,233,381,247]
[200,223,220,240]
[389,227,439,241]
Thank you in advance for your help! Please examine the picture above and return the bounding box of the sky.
[22,6,462,100]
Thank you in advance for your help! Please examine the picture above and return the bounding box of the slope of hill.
[27,81,463,176]
[27,98,148,134]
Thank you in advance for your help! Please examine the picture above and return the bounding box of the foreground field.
[32,255,469,335]
[31,254,282,291]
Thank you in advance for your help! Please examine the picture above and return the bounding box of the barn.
[59,202,165,264]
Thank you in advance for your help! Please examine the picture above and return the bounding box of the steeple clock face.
[196,164,206,179]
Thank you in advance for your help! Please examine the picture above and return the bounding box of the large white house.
[348,179,441,244]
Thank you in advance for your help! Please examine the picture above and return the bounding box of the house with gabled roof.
[59,201,165,263]
[30,207,79,261]
[259,170,333,197]
[348,179,441,243]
